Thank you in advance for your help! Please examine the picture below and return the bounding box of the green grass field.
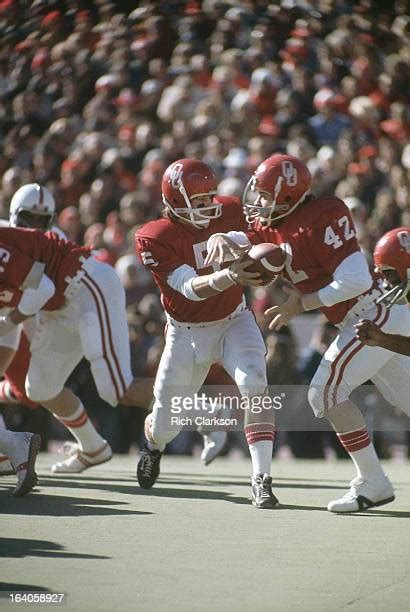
[1,454,410,611]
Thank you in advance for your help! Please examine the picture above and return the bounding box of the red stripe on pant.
[337,427,370,453]
[324,305,389,412]
[81,277,122,402]
[84,271,127,396]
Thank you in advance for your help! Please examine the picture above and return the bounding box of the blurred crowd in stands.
[1,0,409,458]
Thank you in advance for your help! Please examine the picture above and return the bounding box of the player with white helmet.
[0,184,149,478]
[9,183,56,231]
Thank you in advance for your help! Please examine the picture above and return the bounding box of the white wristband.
[208,268,238,292]
[301,293,323,311]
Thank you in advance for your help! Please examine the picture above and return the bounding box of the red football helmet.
[374,227,410,307]
[243,154,312,224]
[161,158,221,228]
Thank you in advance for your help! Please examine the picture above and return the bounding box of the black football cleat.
[252,473,279,509]
[137,445,162,489]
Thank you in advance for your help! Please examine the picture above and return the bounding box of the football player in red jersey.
[355,227,410,356]
[0,184,120,475]
[135,158,278,509]
[0,185,152,475]
[207,154,410,513]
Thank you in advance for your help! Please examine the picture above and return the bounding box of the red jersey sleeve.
[0,285,22,308]
[307,198,360,273]
[136,235,186,280]
[0,241,37,289]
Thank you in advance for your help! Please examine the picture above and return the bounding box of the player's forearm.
[167,264,237,301]
[301,292,325,311]
[376,332,410,356]
[191,269,237,299]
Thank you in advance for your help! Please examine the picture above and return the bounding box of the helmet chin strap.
[163,180,219,228]
[264,176,284,227]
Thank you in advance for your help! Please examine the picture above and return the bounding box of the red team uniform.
[136,195,268,448]
[137,196,246,322]
[211,153,409,512]
[249,197,379,325]
[0,226,133,407]
[134,158,278,508]
[244,195,409,416]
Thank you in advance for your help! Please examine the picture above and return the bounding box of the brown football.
[245,243,286,284]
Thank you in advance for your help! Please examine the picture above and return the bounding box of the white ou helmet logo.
[9,183,56,229]
[169,163,184,189]
[397,230,410,254]
[281,161,298,187]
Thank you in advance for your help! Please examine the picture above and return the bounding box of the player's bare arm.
[264,285,325,331]
[355,319,410,355]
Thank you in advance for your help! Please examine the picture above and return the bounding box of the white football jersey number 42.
[324,216,355,249]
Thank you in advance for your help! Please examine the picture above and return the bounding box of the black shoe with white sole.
[137,445,162,489]
[252,473,279,509]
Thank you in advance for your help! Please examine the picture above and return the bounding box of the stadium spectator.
[0,0,408,463]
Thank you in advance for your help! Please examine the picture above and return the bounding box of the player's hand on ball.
[355,319,384,346]
[205,235,249,265]
[264,285,303,330]
[229,258,265,287]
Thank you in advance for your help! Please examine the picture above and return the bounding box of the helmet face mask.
[243,154,312,225]
[10,183,56,231]
[374,227,410,308]
[15,209,55,230]
[162,159,221,229]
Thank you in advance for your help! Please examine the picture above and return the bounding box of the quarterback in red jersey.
[207,154,410,513]
[0,185,151,475]
[135,158,278,509]
[355,227,410,356]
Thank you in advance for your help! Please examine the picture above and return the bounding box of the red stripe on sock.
[337,428,370,453]
[245,424,275,445]
[60,411,88,429]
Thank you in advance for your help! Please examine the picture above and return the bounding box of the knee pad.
[308,384,326,418]
[25,377,62,404]
[235,362,267,399]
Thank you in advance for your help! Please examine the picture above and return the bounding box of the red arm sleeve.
[135,236,186,280]
[0,242,37,289]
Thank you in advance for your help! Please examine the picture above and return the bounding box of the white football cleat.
[201,431,227,466]
[51,441,112,473]
[8,432,41,497]
[327,475,395,513]
[0,453,14,476]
